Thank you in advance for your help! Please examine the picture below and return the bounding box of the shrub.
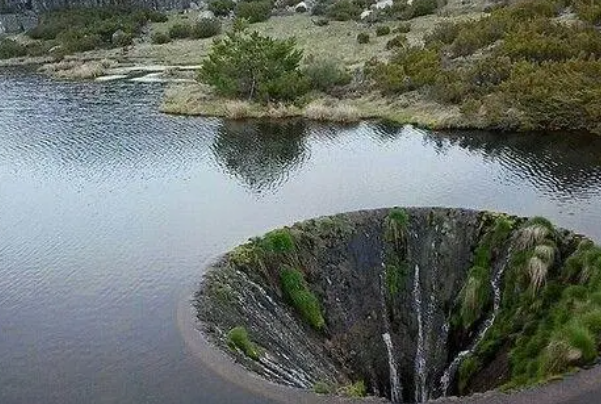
[326,0,362,21]
[191,18,221,39]
[409,0,438,17]
[169,22,192,39]
[57,30,103,53]
[199,30,307,102]
[209,0,236,16]
[151,31,171,44]
[357,32,370,44]
[227,326,260,360]
[302,57,352,92]
[112,30,133,47]
[280,266,325,329]
[235,0,272,23]
[385,34,407,50]
[393,22,411,34]
[375,25,391,36]
[314,17,330,25]
[27,7,152,53]
[370,46,441,93]
[145,10,168,23]
[0,38,27,59]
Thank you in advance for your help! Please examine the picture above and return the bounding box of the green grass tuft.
[339,380,367,397]
[227,326,260,360]
[262,228,295,254]
[280,266,325,330]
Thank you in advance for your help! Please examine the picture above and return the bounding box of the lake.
[2,69,601,404]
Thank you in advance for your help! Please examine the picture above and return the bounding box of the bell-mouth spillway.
[191,207,601,403]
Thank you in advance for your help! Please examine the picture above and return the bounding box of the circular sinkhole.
[195,208,601,403]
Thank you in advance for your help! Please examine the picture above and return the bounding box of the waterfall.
[383,332,403,404]
[380,263,403,403]
[413,264,427,403]
[439,250,512,396]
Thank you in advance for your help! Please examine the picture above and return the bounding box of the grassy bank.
[160,82,467,128]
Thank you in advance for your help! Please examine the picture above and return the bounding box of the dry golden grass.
[304,100,361,123]
[38,58,117,79]
[517,225,551,251]
[160,82,470,126]
[528,256,549,293]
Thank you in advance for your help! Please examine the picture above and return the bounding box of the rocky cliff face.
[1,0,190,13]
[195,208,597,403]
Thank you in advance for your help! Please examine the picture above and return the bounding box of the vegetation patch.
[369,0,601,133]
[26,7,167,55]
[227,326,261,360]
[280,266,325,330]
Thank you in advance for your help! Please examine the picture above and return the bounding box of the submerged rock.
[195,208,601,403]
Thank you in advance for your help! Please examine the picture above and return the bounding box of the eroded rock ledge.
[195,208,601,403]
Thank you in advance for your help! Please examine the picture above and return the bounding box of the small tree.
[199,30,308,102]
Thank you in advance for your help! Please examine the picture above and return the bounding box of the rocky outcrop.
[195,208,600,403]
[1,0,190,14]
[0,12,37,33]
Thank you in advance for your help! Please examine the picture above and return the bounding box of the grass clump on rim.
[261,228,295,254]
[280,266,325,330]
[385,207,409,243]
[339,380,367,397]
[227,326,260,360]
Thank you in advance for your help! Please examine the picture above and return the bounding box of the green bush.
[209,0,236,16]
[227,326,260,360]
[151,31,171,44]
[375,25,391,36]
[199,30,307,102]
[235,0,272,23]
[27,7,152,53]
[302,57,352,92]
[326,0,362,21]
[57,30,103,53]
[385,34,407,50]
[191,18,221,39]
[0,38,27,59]
[393,22,411,34]
[409,0,439,17]
[370,46,441,93]
[280,266,325,329]
[357,32,370,44]
[169,22,193,39]
[145,10,168,23]
[112,31,133,47]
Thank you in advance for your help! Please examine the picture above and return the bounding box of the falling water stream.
[439,250,513,395]
[380,261,404,403]
[413,264,427,403]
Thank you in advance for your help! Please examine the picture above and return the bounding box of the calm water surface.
[2,70,601,404]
